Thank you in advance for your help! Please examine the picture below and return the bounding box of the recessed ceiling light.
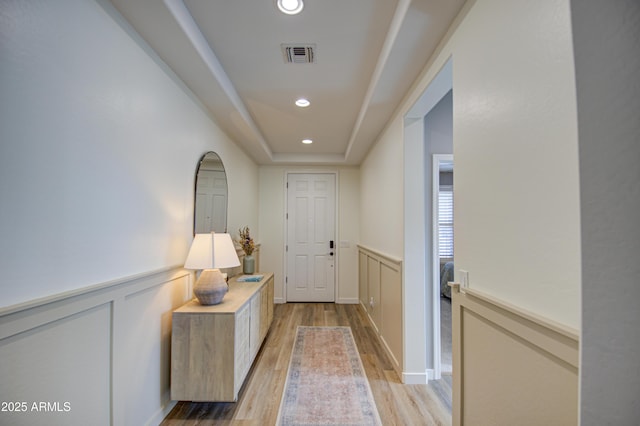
[302,139,313,144]
[295,98,310,107]
[277,0,304,15]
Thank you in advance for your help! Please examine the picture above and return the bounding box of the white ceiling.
[109,0,465,165]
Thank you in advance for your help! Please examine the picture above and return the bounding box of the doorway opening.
[433,155,453,378]
[403,56,452,384]
[424,89,453,380]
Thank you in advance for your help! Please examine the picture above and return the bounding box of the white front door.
[286,173,336,302]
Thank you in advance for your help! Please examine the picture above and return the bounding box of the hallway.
[163,303,451,425]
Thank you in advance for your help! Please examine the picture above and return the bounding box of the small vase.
[243,254,255,274]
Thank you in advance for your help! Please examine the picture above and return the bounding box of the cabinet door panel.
[235,303,251,394]
[260,285,269,341]
[267,277,274,326]
[250,294,261,359]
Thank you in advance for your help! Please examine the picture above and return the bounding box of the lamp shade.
[184,232,240,270]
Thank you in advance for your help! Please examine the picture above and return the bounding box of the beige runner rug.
[276,326,382,426]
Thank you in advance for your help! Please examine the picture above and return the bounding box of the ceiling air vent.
[281,44,316,64]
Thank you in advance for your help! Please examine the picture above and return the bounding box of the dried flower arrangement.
[237,226,255,255]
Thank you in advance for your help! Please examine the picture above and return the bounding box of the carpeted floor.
[277,326,382,426]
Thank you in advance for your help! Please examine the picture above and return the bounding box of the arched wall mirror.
[194,151,228,234]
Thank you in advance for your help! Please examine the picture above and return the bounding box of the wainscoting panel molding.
[358,245,403,377]
[0,267,191,426]
[450,283,579,426]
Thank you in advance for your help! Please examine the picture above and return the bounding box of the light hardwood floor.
[162,303,452,425]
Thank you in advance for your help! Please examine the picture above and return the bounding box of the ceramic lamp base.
[193,269,228,305]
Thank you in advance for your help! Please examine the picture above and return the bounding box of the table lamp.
[184,232,240,305]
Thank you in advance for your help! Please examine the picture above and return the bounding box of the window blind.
[438,187,453,258]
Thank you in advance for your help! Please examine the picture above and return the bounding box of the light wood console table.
[170,272,274,402]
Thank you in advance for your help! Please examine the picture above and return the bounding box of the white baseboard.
[403,371,430,385]
[427,368,436,381]
[336,297,359,304]
[273,297,358,304]
[146,400,177,426]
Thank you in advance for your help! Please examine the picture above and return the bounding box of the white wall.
[425,91,453,155]
[360,118,405,258]
[258,166,360,303]
[337,167,361,302]
[572,0,640,424]
[0,0,258,424]
[360,0,581,383]
[258,167,286,301]
[0,0,258,309]
[451,0,581,329]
